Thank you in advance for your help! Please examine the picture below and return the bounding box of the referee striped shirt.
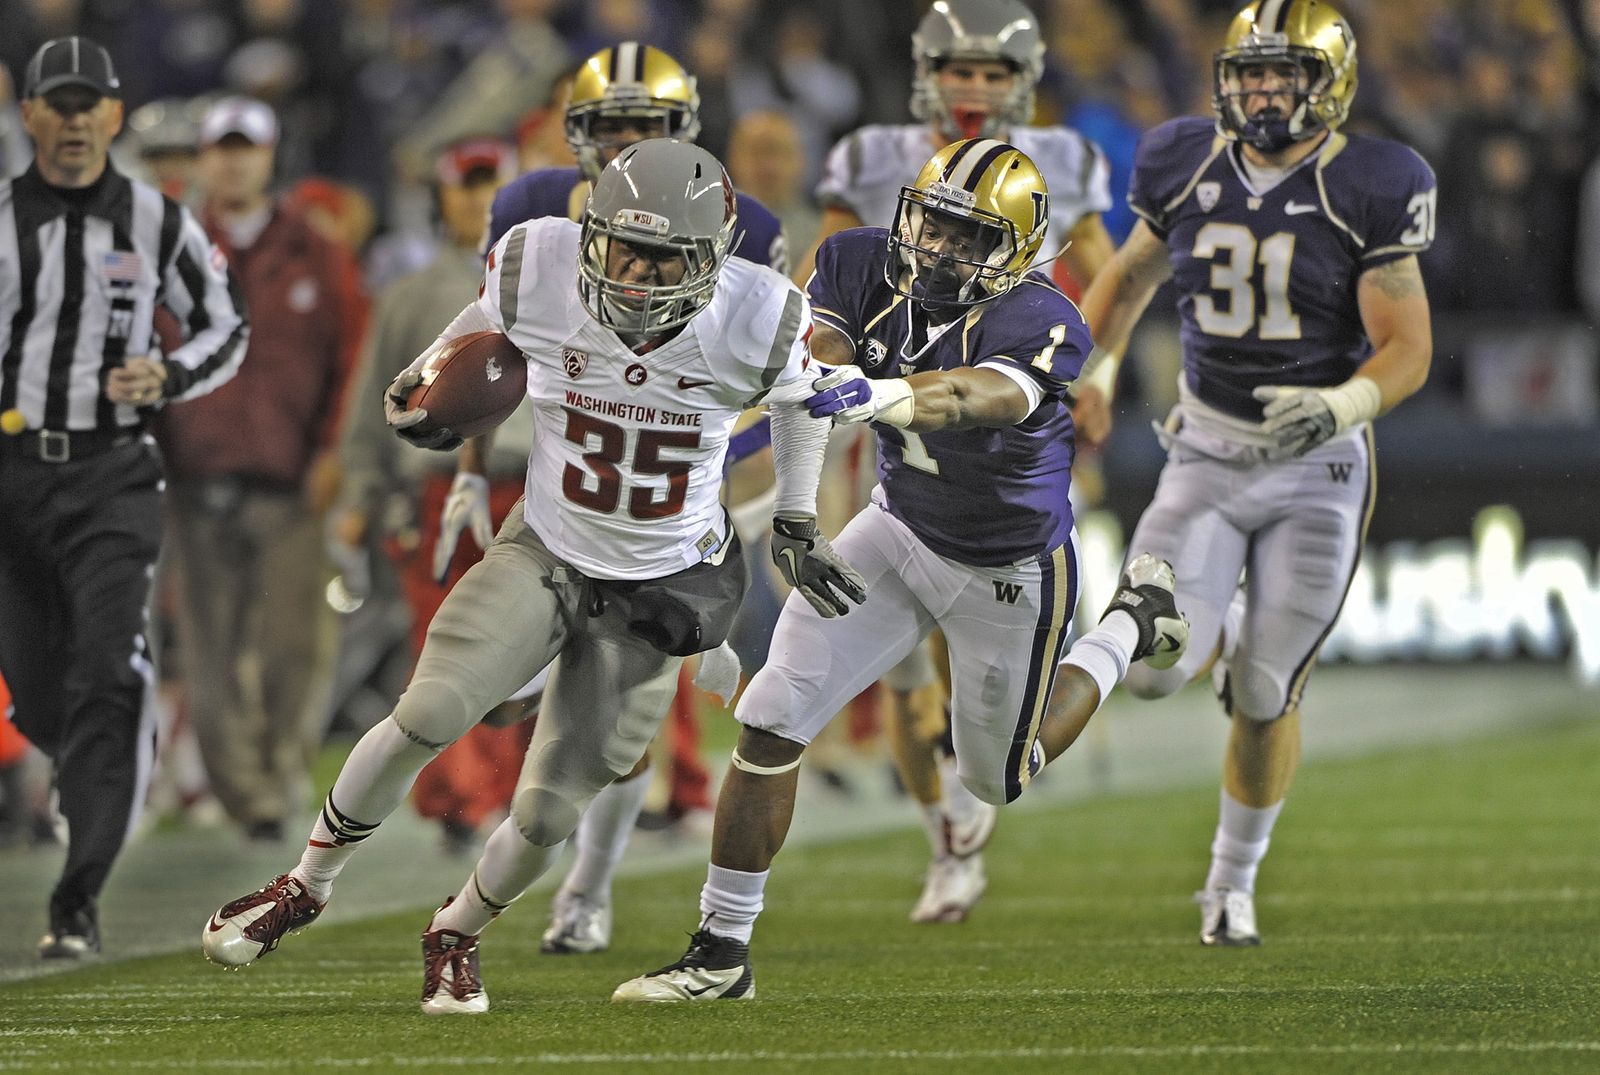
[0,162,248,432]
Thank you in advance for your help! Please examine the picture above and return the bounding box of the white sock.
[1205,789,1283,894]
[434,818,566,936]
[296,717,437,901]
[1059,610,1139,705]
[561,772,651,904]
[699,863,769,943]
[918,802,948,859]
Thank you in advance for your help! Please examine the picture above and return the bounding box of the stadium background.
[1,1,1597,1069]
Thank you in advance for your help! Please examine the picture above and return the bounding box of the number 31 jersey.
[1129,116,1436,421]
[478,216,814,581]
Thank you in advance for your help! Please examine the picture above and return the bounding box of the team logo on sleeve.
[562,348,589,378]
[863,338,889,370]
[1196,182,1220,212]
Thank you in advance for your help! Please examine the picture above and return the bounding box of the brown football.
[404,330,526,439]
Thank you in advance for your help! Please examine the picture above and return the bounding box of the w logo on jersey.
[993,581,1024,605]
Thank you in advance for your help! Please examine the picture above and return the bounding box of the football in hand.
[404,330,526,439]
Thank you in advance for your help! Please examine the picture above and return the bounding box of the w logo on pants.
[993,581,1023,605]
[1326,462,1354,484]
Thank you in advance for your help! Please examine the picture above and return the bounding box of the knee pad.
[391,676,485,748]
[510,783,584,847]
[1123,661,1187,701]
[957,770,1010,807]
[882,640,936,693]
[1227,664,1290,723]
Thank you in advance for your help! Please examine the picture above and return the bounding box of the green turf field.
[2,716,1596,1075]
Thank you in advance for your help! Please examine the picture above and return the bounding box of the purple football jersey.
[1130,117,1436,420]
[809,228,1089,567]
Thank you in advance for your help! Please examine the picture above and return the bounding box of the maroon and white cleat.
[202,874,325,967]
[420,901,489,1015]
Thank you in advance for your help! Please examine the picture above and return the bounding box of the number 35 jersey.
[1130,116,1436,421]
[478,216,815,581]
[809,228,1090,568]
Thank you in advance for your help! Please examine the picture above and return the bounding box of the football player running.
[438,42,790,959]
[202,140,866,1015]
[1075,0,1435,946]
[795,0,1119,928]
[612,139,1189,1003]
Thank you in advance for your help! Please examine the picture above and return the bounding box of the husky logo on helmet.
[566,42,702,183]
[910,0,1045,142]
[1213,0,1357,152]
[887,138,1049,309]
[578,139,735,336]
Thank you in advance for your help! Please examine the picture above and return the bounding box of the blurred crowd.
[2,0,1596,317]
[2,0,1598,849]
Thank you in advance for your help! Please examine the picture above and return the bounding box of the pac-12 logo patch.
[1196,182,1220,212]
[863,338,889,370]
[562,348,588,378]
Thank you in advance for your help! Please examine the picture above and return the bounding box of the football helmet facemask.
[567,42,701,183]
[911,0,1045,141]
[1213,0,1357,151]
[578,139,735,337]
[887,138,1048,310]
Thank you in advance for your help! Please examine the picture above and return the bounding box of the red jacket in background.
[157,202,368,488]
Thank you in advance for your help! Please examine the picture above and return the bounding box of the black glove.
[384,368,463,452]
[770,513,867,617]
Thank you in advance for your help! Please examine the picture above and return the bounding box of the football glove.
[1252,377,1380,458]
[433,471,493,583]
[384,368,463,452]
[770,512,867,618]
[806,365,916,428]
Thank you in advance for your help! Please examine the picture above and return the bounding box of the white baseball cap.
[199,96,278,148]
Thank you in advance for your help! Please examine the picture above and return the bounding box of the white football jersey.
[479,217,814,581]
[815,124,1112,270]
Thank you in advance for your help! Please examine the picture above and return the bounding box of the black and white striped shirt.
[0,163,247,432]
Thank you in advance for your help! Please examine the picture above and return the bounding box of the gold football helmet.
[566,42,701,182]
[1213,0,1357,151]
[888,138,1049,308]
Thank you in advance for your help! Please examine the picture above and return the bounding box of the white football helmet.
[578,139,735,336]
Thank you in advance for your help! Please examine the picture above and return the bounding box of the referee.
[0,37,247,959]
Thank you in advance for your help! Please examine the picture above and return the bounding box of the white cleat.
[910,853,987,924]
[420,905,489,1015]
[1196,886,1261,947]
[1106,553,1189,670]
[202,874,325,967]
[612,929,754,1003]
[540,891,612,954]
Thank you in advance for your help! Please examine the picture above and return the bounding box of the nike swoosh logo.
[678,376,714,389]
[685,982,722,997]
[1284,202,1318,215]
[206,915,228,933]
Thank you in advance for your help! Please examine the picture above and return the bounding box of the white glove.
[1253,377,1381,458]
[806,365,916,428]
[433,471,492,582]
[692,640,743,707]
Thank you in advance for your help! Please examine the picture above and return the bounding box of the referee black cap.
[24,36,121,100]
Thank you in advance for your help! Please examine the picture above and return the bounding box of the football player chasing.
[612,139,1189,1003]
[797,0,1122,930]
[202,139,866,1015]
[1073,0,1435,946]
[431,42,790,960]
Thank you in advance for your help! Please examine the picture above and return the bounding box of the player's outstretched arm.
[807,361,1033,433]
